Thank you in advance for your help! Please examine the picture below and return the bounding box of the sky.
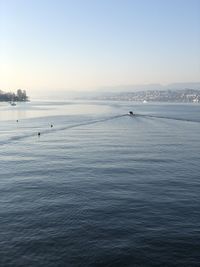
[0,0,200,96]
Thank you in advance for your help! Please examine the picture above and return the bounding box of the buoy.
[129,111,134,116]
[16,120,18,122]
[38,132,41,136]
[51,124,53,128]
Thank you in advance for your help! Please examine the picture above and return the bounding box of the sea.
[0,100,200,267]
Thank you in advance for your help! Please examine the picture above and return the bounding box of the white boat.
[10,102,16,106]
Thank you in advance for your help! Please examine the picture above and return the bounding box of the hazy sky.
[0,0,200,94]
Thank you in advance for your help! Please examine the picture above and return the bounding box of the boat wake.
[135,114,200,123]
[0,114,126,146]
[1,113,199,146]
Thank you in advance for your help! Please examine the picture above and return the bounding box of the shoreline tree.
[0,89,29,102]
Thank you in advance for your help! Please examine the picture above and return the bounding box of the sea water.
[0,101,200,266]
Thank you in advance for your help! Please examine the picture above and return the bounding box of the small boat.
[10,102,16,106]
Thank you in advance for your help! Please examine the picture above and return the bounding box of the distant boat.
[10,102,16,106]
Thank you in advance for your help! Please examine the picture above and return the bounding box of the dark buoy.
[16,120,18,122]
[51,124,53,128]
[129,111,134,116]
[38,132,41,137]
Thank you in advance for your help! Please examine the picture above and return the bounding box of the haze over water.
[1,0,200,265]
[0,101,200,266]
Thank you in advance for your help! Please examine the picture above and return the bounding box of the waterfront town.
[95,89,200,103]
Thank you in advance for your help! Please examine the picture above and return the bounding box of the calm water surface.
[0,101,200,266]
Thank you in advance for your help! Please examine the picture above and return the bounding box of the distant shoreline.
[0,100,30,102]
[91,89,200,103]
[0,89,29,102]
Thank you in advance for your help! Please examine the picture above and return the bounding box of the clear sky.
[0,0,200,95]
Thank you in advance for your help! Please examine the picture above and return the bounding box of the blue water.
[0,101,200,266]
